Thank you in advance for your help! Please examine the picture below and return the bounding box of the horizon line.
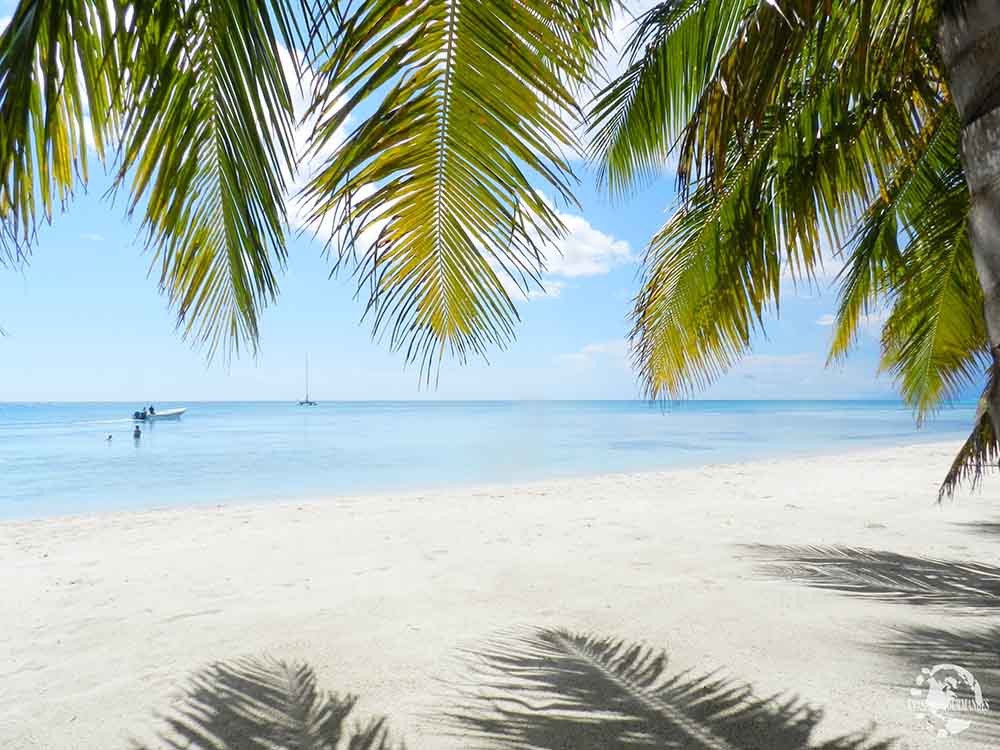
[0,398,975,405]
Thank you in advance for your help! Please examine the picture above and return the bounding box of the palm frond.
[745,544,1000,610]
[0,0,120,263]
[630,160,777,399]
[606,0,993,466]
[132,655,398,750]
[939,366,1000,500]
[676,0,939,189]
[587,0,754,195]
[300,0,614,378]
[445,627,892,749]
[630,66,936,399]
[878,174,989,418]
[114,0,298,360]
[827,105,967,366]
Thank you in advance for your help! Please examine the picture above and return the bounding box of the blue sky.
[0,164,904,402]
[0,4,956,402]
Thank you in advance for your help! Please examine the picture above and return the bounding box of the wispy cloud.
[526,279,567,300]
[80,233,104,242]
[742,352,815,369]
[706,349,893,399]
[557,339,630,368]
[817,310,888,337]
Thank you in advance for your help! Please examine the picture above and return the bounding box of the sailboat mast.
[305,355,310,401]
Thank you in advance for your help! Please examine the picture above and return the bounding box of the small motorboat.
[132,408,186,421]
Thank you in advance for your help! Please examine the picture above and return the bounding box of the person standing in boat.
[149,404,155,416]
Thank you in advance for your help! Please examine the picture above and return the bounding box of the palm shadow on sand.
[951,518,1000,540]
[130,656,398,750]
[134,629,892,750]
[740,545,1000,611]
[883,625,1000,745]
[743,545,1000,744]
[442,627,892,750]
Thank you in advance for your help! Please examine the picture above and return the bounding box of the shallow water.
[0,400,976,519]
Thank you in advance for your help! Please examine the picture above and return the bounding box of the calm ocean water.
[0,400,977,520]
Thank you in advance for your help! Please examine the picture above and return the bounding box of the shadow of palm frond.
[442,628,892,750]
[132,656,398,750]
[952,520,1000,540]
[742,545,1000,610]
[881,625,1000,745]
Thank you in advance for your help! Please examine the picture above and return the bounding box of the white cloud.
[496,273,566,303]
[600,1,661,79]
[544,210,632,278]
[482,204,632,303]
[860,308,889,332]
[527,278,567,300]
[557,339,630,368]
[708,350,893,399]
[817,309,888,337]
[498,207,631,302]
[80,232,104,242]
[741,352,815,369]
[281,46,347,235]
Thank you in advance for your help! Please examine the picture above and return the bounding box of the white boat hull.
[150,408,186,420]
[133,408,186,421]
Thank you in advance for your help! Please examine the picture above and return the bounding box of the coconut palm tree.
[589,0,1000,495]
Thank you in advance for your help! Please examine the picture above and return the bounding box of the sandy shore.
[2,441,999,749]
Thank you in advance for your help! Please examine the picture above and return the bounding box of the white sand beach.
[2,441,998,749]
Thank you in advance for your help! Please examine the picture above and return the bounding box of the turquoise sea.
[0,400,977,520]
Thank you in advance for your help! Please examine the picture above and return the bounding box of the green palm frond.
[823,101,990,418]
[630,160,777,398]
[300,0,613,377]
[630,67,936,399]
[132,655,398,750]
[675,0,938,188]
[446,627,892,749]
[0,0,120,263]
[114,0,298,359]
[588,0,754,195]
[878,177,988,418]
[939,367,1000,499]
[600,0,994,494]
[829,104,960,363]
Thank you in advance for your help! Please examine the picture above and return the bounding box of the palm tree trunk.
[939,1,1000,434]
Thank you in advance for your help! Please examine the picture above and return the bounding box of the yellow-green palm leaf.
[301,0,613,375]
[0,0,120,260]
